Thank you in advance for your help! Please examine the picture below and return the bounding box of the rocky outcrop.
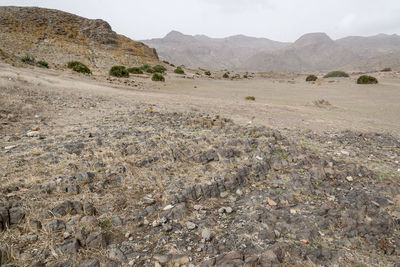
[0,6,159,71]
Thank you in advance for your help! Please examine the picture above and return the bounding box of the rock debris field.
[1,72,400,267]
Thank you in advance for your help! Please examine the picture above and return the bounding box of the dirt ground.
[1,63,400,267]
[1,63,399,136]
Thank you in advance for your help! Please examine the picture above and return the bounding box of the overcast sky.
[1,0,400,41]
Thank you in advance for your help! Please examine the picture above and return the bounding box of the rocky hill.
[142,31,289,70]
[0,6,159,71]
[143,31,400,72]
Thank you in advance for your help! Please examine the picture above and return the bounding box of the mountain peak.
[294,32,333,47]
[164,30,186,39]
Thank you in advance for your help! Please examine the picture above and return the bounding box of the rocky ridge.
[0,6,159,71]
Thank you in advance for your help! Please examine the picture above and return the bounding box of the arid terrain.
[1,62,400,267]
[1,5,400,267]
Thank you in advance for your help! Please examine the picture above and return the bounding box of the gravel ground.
[1,66,399,267]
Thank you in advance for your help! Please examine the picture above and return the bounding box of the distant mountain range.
[142,31,400,71]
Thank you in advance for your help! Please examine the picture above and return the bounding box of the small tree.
[204,70,211,76]
[223,73,229,78]
[109,66,129,77]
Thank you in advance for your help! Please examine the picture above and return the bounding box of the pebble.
[346,176,354,182]
[341,150,350,156]
[235,189,243,196]
[201,229,211,241]
[26,131,40,137]
[186,221,196,230]
[4,145,17,150]
[163,205,173,211]
[220,191,229,198]
[268,198,277,206]
[193,205,203,210]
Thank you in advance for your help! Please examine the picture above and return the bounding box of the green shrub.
[38,60,49,68]
[323,71,349,78]
[152,73,165,82]
[245,96,255,101]
[174,67,185,74]
[204,70,211,76]
[381,67,392,72]
[127,67,143,74]
[162,60,170,65]
[109,66,129,77]
[306,74,318,81]
[243,75,248,79]
[67,61,91,74]
[153,65,166,73]
[140,64,152,71]
[67,61,80,69]
[357,75,378,84]
[21,55,35,64]
[223,73,229,78]
[139,64,154,73]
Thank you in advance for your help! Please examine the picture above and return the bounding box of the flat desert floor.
[2,63,400,136]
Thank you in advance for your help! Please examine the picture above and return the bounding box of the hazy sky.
[1,0,400,41]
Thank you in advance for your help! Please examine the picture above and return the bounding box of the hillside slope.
[0,6,159,70]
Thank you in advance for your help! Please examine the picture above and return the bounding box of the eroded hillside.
[0,6,159,71]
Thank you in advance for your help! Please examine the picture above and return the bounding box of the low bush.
[152,73,165,82]
[109,66,129,77]
[140,64,152,71]
[323,71,349,78]
[67,61,80,69]
[174,67,185,74]
[223,73,229,78]
[245,96,255,101]
[67,61,91,74]
[38,60,49,68]
[204,71,211,76]
[21,55,35,64]
[153,65,166,73]
[306,74,318,81]
[127,67,143,74]
[381,67,392,72]
[357,75,378,84]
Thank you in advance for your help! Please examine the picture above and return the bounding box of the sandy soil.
[1,63,399,136]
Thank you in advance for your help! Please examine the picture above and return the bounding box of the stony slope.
[0,6,159,71]
[143,31,400,72]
